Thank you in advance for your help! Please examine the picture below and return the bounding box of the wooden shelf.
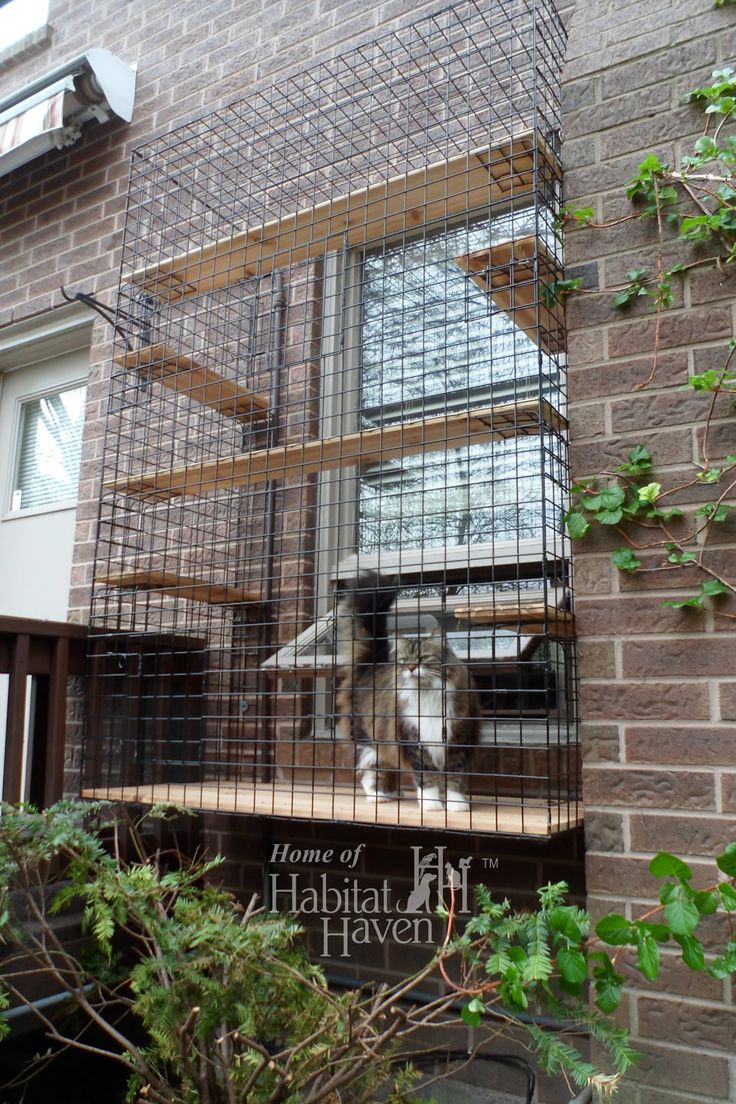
[99,570,260,605]
[106,397,566,500]
[116,344,269,421]
[81,780,580,837]
[455,235,563,356]
[129,131,554,302]
[454,602,574,637]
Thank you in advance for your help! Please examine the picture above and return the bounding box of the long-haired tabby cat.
[335,572,478,812]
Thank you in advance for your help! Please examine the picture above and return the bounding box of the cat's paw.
[446,790,470,812]
[417,787,443,813]
[363,788,397,803]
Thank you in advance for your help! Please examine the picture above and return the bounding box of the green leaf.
[679,214,715,242]
[708,940,736,978]
[659,881,678,905]
[676,933,706,971]
[597,507,623,525]
[664,886,700,937]
[695,502,730,523]
[461,1002,483,1024]
[613,286,637,307]
[663,579,730,609]
[649,852,693,881]
[594,964,624,1013]
[688,369,728,392]
[566,511,591,539]
[718,882,736,909]
[612,548,642,574]
[542,277,583,309]
[716,842,736,877]
[650,505,684,520]
[629,445,653,468]
[694,135,719,158]
[635,931,660,981]
[701,579,729,597]
[596,913,634,946]
[557,946,588,985]
[548,905,586,943]
[666,548,697,565]
[638,482,662,504]
[636,920,670,943]
[694,890,720,915]
[599,486,626,510]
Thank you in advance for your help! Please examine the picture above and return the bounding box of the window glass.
[361,216,540,413]
[358,216,557,556]
[0,0,48,48]
[12,384,86,511]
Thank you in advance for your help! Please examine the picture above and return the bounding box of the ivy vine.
[555,66,736,611]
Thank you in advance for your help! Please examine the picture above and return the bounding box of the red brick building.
[1,0,735,1101]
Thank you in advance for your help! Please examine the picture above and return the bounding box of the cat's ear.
[429,624,443,639]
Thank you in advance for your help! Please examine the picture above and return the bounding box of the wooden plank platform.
[81,781,580,837]
[454,602,574,637]
[106,397,566,500]
[98,570,260,605]
[455,235,563,356]
[128,132,554,302]
[116,344,269,421]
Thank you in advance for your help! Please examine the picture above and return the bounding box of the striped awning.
[0,78,80,175]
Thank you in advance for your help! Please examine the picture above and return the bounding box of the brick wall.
[4,0,736,1100]
[202,812,584,1104]
[564,1,736,1100]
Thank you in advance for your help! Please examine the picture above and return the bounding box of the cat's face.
[395,634,448,689]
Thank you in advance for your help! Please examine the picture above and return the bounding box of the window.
[0,0,48,50]
[267,209,571,748]
[357,217,554,557]
[10,383,86,513]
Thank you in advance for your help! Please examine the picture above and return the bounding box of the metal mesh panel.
[83,0,578,837]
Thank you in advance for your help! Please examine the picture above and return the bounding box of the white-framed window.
[7,381,87,516]
[265,206,572,747]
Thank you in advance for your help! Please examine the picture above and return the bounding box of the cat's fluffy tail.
[335,571,397,665]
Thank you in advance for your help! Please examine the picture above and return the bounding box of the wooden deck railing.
[0,617,87,806]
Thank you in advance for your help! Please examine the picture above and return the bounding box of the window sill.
[2,497,78,522]
[0,24,52,73]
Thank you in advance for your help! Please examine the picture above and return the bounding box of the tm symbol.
[482,856,499,870]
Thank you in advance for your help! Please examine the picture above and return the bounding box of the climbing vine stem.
[558,66,736,611]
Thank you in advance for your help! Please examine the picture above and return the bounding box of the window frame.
[3,376,87,521]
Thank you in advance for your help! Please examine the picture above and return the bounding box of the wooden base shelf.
[116,344,269,421]
[99,570,260,605]
[455,235,563,356]
[106,397,566,500]
[128,131,554,302]
[81,780,580,837]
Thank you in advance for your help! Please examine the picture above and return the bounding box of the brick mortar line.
[584,763,728,773]
[604,720,736,727]
[585,805,736,820]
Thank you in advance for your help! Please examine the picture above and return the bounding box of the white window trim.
[0,301,94,518]
[0,300,94,370]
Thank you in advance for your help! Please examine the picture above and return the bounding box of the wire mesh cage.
[83,0,579,837]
